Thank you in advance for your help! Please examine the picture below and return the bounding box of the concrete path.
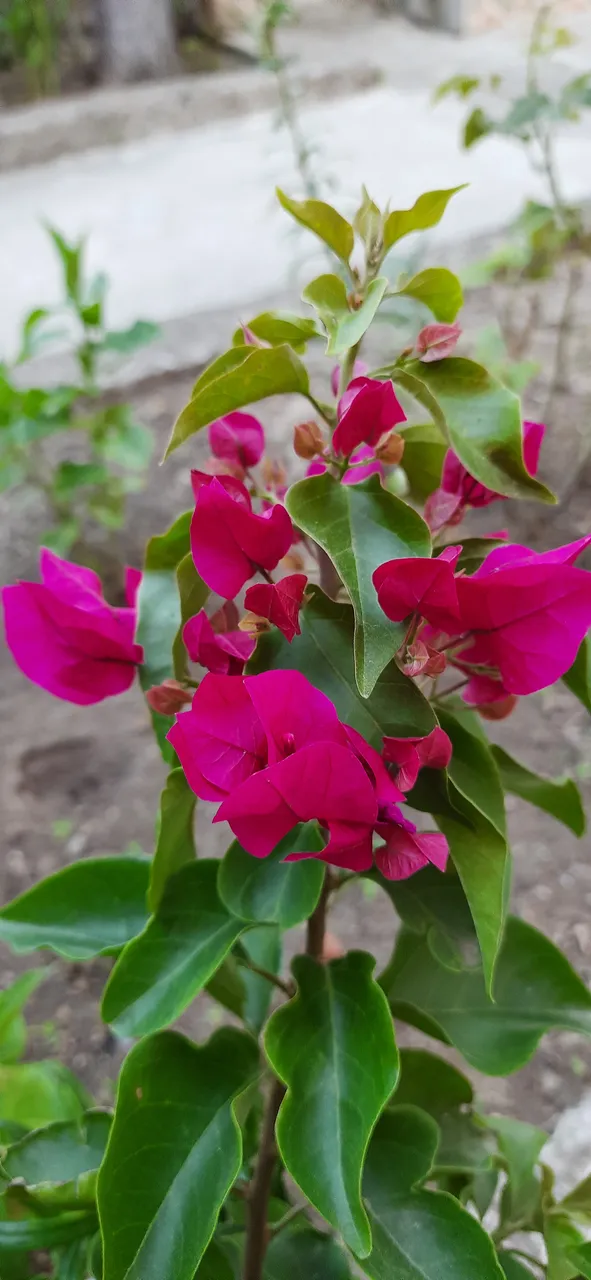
[2,4,591,364]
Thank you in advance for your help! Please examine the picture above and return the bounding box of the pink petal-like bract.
[373,550,463,635]
[456,537,591,694]
[331,359,368,396]
[333,377,406,457]
[416,322,461,363]
[183,609,255,674]
[345,725,405,807]
[382,726,452,792]
[375,827,449,880]
[209,411,265,469]
[2,549,143,706]
[244,575,308,643]
[245,669,346,764]
[190,472,293,598]
[440,419,546,513]
[168,673,267,801]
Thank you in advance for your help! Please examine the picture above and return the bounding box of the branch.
[243,1076,286,1280]
[306,868,332,959]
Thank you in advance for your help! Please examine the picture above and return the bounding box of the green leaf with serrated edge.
[97,1029,259,1280]
[286,475,431,698]
[172,553,209,681]
[569,1241,591,1277]
[101,862,247,1037]
[232,311,322,349]
[393,359,555,503]
[241,925,282,1034]
[148,770,196,913]
[383,917,591,1075]
[264,1226,353,1278]
[360,1106,505,1280]
[265,951,399,1257]
[0,970,46,1064]
[498,1252,538,1279]
[563,636,591,713]
[396,268,463,323]
[248,587,435,745]
[0,858,149,960]
[492,745,585,837]
[0,1213,97,1255]
[1,1112,111,1212]
[138,511,194,760]
[218,823,324,928]
[277,189,354,262]
[485,1116,546,1231]
[399,423,446,499]
[166,345,309,457]
[0,1062,90,1130]
[327,278,388,356]
[383,187,467,251]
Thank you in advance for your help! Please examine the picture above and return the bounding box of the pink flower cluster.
[169,669,450,881]
[308,374,407,486]
[426,419,546,534]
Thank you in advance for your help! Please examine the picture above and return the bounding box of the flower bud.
[261,457,288,490]
[281,549,306,571]
[416,322,462,363]
[401,641,446,679]
[238,612,272,636]
[375,431,405,466]
[293,420,326,461]
[477,694,518,721]
[146,679,192,716]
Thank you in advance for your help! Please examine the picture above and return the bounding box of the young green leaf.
[491,745,585,837]
[101,861,247,1037]
[0,970,47,1064]
[485,1115,546,1231]
[265,952,399,1257]
[0,857,150,960]
[545,1213,584,1280]
[218,823,325,928]
[148,769,197,913]
[1,1111,111,1212]
[569,1241,591,1278]
[232,311,322,350]
[394,358,555,503]
[395,268,463,323]
[276,189,355,263]
[360,1107,505,1280]
[248,586,436,744]
[563,636,591,713]
[327,278,388,356]
[383,187,467,251]
[286,474,431,698]
[384,918,591,1075]
[0,1213,97,1257]
[166,345,309,457]
[0,1062,90,1130]
[97,1029,260,1280]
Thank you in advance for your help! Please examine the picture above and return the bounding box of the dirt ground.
[2,271,591,1133]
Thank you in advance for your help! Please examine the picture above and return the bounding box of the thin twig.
[269,1202,307,1237]
[243,1076,286,1280]
[237,956,295,998]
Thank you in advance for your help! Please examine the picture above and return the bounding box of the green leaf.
[394,359,555,503]
[276,189,354,262]
[383,187,467,251]
[559,1173,591,1225]
[218,823,324,928]
[248,586,435,744]
[569,1241,591,1278]
[433,75,480,102]
[99,421,153,472]
[166,345,309,457]
[264,1226,353,1278]
[377,865,478,976]
[137,511,195,759]
[286,473,431,697]
[0,857,150,960]
[485,1116,545,1230]
[464,107,494,147]
[97,1029,259,1280]
[327,279,389,356]
[394,1048,472,1113]
[0,970,46,1065]
[102,862,247,1037]
[265,951,399,1256]
[48,228,82,304]
[399,423,447,499]
[1,1111,111,1211]
[232,311,321,350]
[0,1213,97,1255]
[361,1107,505,1279]
[205,954,247,1020]
[546,1214,584,1280]
[197,1240,236,1279]
[498,1252,538,1279]
[563,637,591,714]
[240,925,282,1033]
[148,769,196,913]
[0,1062,90,1129]
[384,917,591,1075]
[172,553,208,681]
[491,745,585,837]
[100,320,159,354]
[396,268,463,323]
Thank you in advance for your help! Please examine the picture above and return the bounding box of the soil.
[2,268,591,1135]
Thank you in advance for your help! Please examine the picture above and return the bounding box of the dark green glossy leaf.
[569,1241,591,1277]
[377,864,479,975]
[394,359,554,503]
[232,311,321,350]
[205,954,247,1019]
[361,1106,504,1279]
[383,187,467,251]
[492,745,585,837]
[277,189,354,262]
[0,1062,90,1129]
[0,858,150,960]
[435,1111,494,1175]
[102,862,246,1037]
[399,423,446,499]
[264,1226,352,1278]
[240,925,282,1033]
[486,1115,545,1231]
[0,970,46,1065]
[498,1251,537,1279]
[1,1111,110,1212]
[197,1239,236,1279]
[166,345,309,457]
[393,1048,473,1114]
[384,917,591,1075]
[396,268,463,323]
[148,769,196,913]
[218,824,324,928]
[0,1212,97,1255]
[265,952,399,1256]
[286,474,431,697]
[563,637,591,714]
[97,1029,259,1280]
[138,511,193,760]
[248,586,435,745]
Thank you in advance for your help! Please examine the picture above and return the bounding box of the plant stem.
[237,957,294,997]
[269,1201,307,1236]
[243,1076,286,1280]
[338,341,361,399]
[306,868,331,959]
[544,254,583,421]
[436,676,470,700]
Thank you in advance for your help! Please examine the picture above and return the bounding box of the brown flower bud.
[375,431,405,466]
[477,694,519,721]
[281,549,306,572]
[293,420,326,461]
[261,457,288,490]
[238,612,272,636]
[146,679,192,716]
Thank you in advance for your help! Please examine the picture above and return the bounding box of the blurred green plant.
[0,228,158,559]
[0,0,69,97]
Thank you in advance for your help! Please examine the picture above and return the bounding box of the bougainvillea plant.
[2,186,591,1280]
